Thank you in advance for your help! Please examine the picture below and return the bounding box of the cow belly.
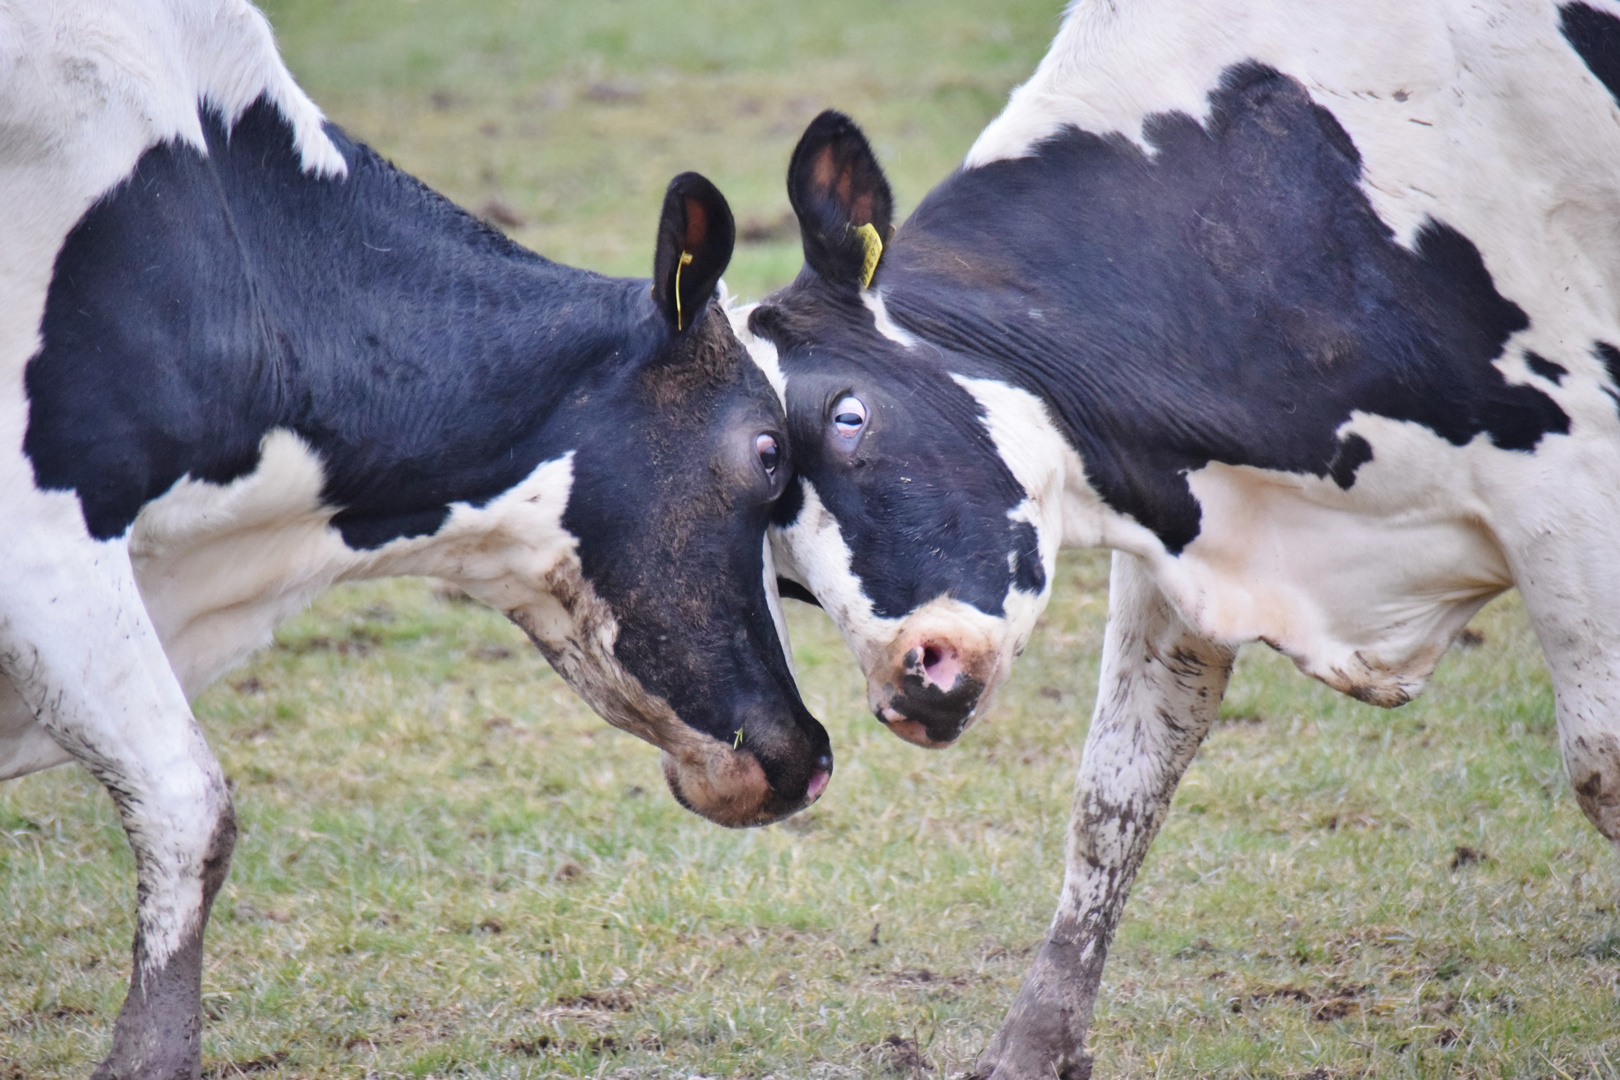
[0,673,71,780]
[1164,454,1511,706]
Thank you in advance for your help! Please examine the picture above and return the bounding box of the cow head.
[738,115,1056,749]
[496,173,832,826]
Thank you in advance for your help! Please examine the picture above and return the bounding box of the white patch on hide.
[761,533,795,676]
[863,290,922,349]
[132,430,357,693]
[131,434,585,696]
[728,301,788,407]
[771,481,901,674]
[962,0,1620,312]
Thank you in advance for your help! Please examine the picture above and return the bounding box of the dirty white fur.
[0,481,234,979]
[770,480,901,675]
[975,552,1236,1079]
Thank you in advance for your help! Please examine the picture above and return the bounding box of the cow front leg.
[1509,539,1620,852]
[976,552,1235,1080]
[1,516,235,1080]
[92,788,236,1080]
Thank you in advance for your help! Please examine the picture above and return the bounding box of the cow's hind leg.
[976,552,1235,1080]
[1,505,234,1080]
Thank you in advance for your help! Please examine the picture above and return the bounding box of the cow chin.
[660,743,783,828]
[506,593,819,829]
[864,597,1021,748]
[530,632,802,826]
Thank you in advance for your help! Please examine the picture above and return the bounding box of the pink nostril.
[805,769,831,803]
[918,641,961,690]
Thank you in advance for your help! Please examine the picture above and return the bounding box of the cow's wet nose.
[805,752,834,803]
[870,637,991,748]
[860,600,1016,748]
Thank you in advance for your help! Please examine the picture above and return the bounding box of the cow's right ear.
[654,171,735,334]
[787,110,895,292]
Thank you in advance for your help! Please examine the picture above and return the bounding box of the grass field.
[4,1,1619,1077]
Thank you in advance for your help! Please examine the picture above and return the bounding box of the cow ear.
[654,171,735,333]
[787,110,895,292]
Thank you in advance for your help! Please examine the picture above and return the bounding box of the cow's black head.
[737,117,1054,749]
[505,173,831,826]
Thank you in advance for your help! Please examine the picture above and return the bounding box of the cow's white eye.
[756,433,780,476]
[832,396,867,437]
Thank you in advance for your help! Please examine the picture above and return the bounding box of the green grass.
[4,1,1620,1076]
[258,0,1061,297]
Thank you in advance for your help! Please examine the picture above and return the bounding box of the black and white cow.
[0,3,830,1077]
[738,2,1620,1076]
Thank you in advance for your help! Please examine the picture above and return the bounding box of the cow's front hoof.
[972,1045,1092,1080]
[91,1020,203,1080]
[91,1052,201,1080]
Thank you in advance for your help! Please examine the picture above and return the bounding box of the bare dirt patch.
[861,1034,932,1076]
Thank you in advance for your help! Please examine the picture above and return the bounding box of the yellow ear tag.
[855,223,883,290]
[674,250,695,330]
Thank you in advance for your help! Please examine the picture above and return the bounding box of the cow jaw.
[503,561,824,827]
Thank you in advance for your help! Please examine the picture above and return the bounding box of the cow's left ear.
[787,110,895,292]
[654,171,735,333]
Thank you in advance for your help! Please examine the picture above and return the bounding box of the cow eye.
[832,396,867,437]
[755,433,780,477]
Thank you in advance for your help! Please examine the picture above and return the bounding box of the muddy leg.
[1,508,234,1080]
[976,552,1234,1080]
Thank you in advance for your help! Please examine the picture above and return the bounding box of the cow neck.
[27,97,661,550]
[207,101,658,532]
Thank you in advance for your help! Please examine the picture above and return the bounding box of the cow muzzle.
[865,600,1010,747]
[661,740,833,828]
